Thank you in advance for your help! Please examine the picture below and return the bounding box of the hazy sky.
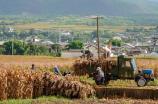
[148,0,158,2]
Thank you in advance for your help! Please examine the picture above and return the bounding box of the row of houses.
[1,35,158,57]
[61,41,158,58]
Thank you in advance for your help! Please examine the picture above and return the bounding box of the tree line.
[0,39,85,56]
[0,39,61,57]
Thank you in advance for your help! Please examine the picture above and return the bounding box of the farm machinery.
[73,55,155,87]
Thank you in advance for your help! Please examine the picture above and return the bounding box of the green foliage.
[102,30,117,38]
[0,47,4,54]
[51,44,61,57]
[29,28,36,36]
[19,31,30,38]
[48,33,59,42]
[0,20,37,25]
[67,40,84,50]
[50,50,61,57]
[51,44,60,52]
[123,38,132,43]
[37,45,49,55]
[103,40,107,44]
[2,40,55,56]
[2,25,6,32]
[3,39,24,55]
[136,34,145,38]
[107,38,123,46]
[0,96,73,104]
[126,27,151,32]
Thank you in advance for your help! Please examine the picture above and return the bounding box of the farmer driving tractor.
[95,67,105,85]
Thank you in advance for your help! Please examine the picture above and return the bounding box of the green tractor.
[88,55,155,87]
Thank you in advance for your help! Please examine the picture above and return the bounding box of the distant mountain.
[0,0,158,17]
[148,0,158,2]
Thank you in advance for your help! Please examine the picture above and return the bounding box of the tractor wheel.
[137,78,146,87]
[144,79,149,86]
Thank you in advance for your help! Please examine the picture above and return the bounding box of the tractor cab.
[117,55,138,79]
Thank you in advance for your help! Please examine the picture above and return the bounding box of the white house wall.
[61,52,82,58]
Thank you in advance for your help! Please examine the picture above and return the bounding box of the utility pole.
[59,28,61,43]
[93,16,103,59]
[12,35,14,59]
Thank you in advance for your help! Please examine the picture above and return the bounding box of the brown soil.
[31,99,158,104]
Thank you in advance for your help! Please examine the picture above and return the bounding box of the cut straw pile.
[0,68,95,101]
[73,58,117,75]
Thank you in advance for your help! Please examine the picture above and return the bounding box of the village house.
[7,27,13,32]
[0,41,5,48]
[61,49,82,58]
[61,30,71,36]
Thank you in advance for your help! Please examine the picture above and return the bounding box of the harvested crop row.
[0,68,95,101]
[72,58,117,76]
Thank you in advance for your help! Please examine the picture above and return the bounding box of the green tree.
[1,21,5,25]
[107,38,123,46]
[2,25,6,32]
[0,47,4,54]
[3,39,25,55]
[67,40,84,50]
[25,42,38,55]
[136,34,144,38]
[103,40,107,44]
[51,44,60,52]
[37,45,49,55]
[19,31,29,38]
[29,28,36,36]
[48,33,59,42]
[92,30,103,38]
[123,38,132,43]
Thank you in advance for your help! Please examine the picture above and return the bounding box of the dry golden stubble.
[0,68,95,101]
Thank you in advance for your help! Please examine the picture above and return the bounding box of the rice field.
[0,55,76,73]
[0,55,158,102]
[13,22,156,31]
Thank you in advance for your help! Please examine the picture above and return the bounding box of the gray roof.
[41,41,54,45]
[128,48,141,52]
[58,42,68,46]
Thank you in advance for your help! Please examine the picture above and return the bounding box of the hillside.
[0,0,158,17]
